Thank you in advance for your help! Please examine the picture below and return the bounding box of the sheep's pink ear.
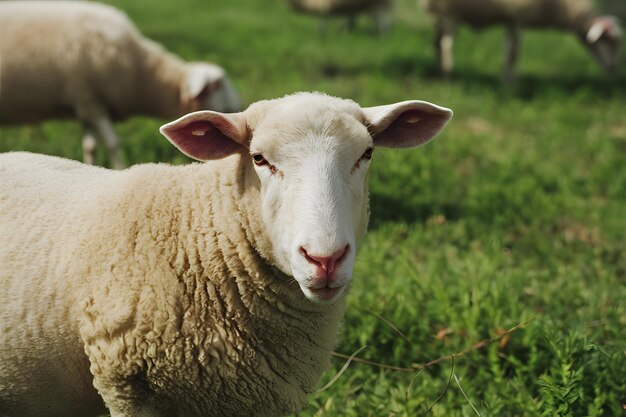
[160,111,249,161]
[363,100,453,148]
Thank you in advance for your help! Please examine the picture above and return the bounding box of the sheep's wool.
[422,0,595,29]
[0,152,344,417]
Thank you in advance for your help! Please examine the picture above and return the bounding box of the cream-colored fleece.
[422,0,595,30]
[290,0,391,15]
[0,152,344,417]
[0,1,211,124]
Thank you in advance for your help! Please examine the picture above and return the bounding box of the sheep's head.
[160,93,452,303]
[181,62,242,113]
[582,16,622,74]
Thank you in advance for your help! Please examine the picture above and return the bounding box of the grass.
[1,0,625,415]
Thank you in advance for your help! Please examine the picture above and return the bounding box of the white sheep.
[0,1,241,169]
[0,92,452,417]
[421,0,623,82]
[290,0,394,34]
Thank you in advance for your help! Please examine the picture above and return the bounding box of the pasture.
[1,0,624,415]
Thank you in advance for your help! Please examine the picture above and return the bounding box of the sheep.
[290,0,394,34]
[0,1,241,169]
[421,0,623,82]
[0,92,452,417]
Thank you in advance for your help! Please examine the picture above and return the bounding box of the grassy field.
[1,0,625,415]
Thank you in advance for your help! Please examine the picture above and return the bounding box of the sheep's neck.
[167,159,345,403]
[132,39,188,119]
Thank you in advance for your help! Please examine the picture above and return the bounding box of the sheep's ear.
[160,111,249,161]
[183,64,225,101]
[363,100,453,148]
[586,16,623,43]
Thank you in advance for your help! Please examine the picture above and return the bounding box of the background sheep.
[0,92,452,417]
[290,0,394,34]
[0,1,241,169]
[421,0,623,81]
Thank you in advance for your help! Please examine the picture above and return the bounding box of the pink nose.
[300,245,350,279]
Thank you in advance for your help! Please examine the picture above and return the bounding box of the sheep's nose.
[300,245,350,279]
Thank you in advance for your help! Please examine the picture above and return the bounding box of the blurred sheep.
[0,1,241,168]
[421,0,623,82]
[290,0,394,34]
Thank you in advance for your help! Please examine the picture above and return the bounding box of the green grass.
[1,0,625,415]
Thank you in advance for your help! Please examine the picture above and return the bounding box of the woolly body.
[0,1,240,168]
[422,0,622,80]
[0,1,226,123]
[0,152,342,417]
[422,0,595,30]
[290,0,391,16]
[289,0,393,35]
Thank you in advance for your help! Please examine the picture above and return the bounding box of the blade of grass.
[426,356,455,414]
[355,306,412,344]
[315,345,367,393]
[454,373,482,416]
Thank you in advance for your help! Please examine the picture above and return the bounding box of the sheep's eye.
[252,153,267,166]
[362,147,373,160]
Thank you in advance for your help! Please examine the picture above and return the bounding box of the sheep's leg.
[79,102,124,169]
[93,116,125,169]
[318,18,328,36]
[372,6,392,36]
[503,25,522,83]
[82,125,99,165]
[435,21,455,75]
[345,15,357,32]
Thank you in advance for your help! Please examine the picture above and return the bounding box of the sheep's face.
[249,101,372,303]
[583,16,622,74]
[182,63,242,113]
[160,93,453,303]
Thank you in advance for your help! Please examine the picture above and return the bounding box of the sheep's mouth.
[306,285,345,302]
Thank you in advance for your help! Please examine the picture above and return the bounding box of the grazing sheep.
[290,0,393,34]
[421,0,623,81]
[0,1,241,169]
[0,92,452,417]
